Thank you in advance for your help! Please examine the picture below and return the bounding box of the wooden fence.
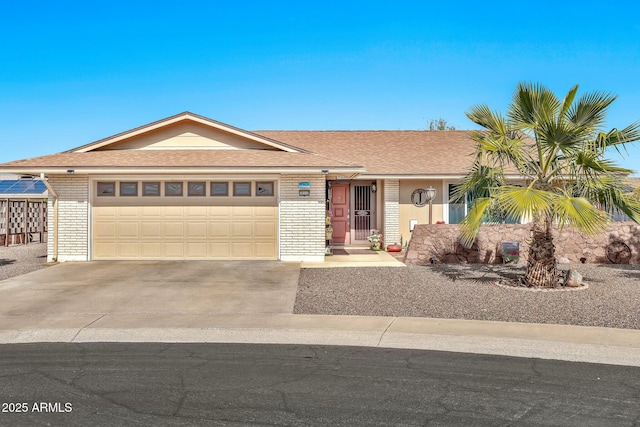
[0,199,48,246]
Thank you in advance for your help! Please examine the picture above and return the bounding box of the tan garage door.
[93,204,278,260]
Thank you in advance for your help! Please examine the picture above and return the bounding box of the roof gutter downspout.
[40,173,58,262]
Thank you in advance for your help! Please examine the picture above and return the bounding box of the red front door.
[330,183,350,245]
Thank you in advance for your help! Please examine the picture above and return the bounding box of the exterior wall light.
[371,181,377,193]
[425,186,436,224]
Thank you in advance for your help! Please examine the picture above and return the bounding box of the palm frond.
[559,84,579,119]
[508,82,560,130]
[451,162,504,203]
[495,185,554,220]
[567,90,617,129]
[459,197,493,247]
[553,195,609,235]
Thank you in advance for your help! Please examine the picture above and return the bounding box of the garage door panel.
[208,222,230,238]
[231,242,253,258]
[187,242,207,257]
[93,201,277,260]
[254,221,276,238]
[94,242,116,258]
[141,206,162,217]
[97,206,117,217]
[163,222,185,238]
[141,242,162,257]
[209,242,231,258]
[255,206,277,218]
[232,206,252,217]
[117,222,139,239]
[208,206,232,217]
[254,242,277,258]
[163,242,185,257]
[118,242,140,257]
[187,206,208,217]
[141,222,162,238]
[163,206,185,218]
[231,222,253,238]
[186,222,207,238]
[117,206,139,218]
[94,222,116,239]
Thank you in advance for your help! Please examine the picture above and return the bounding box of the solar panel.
[0,180,47,195]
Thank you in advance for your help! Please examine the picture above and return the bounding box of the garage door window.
[165,182,183,197]
[233,182,252,196]
[96,180,275,199]
[256,181,274,196]
[120,182,138,197]
[97,182,115,197]
[188,182,206,196]
[210,182,229,196]
[142,182,160,196]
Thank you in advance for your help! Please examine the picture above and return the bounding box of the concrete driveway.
[0,261,301,318]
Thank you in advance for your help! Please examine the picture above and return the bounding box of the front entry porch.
[327,180,378,246]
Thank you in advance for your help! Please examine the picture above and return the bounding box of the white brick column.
[279,174,326,262]
[47,175,89,262]
[383,179,400,246]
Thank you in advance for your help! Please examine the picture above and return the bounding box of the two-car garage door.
[92,179,278,260]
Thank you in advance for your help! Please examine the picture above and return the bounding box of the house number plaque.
[411,189,429,207]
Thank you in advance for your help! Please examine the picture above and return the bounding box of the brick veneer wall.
[47,175,89,262]
[279,174,326,262]
[405,222,640,265]
[383,179,400,245]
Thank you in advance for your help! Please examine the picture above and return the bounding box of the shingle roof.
[255,130,477,176]
[0,149,362,173]
[0,111,481,176]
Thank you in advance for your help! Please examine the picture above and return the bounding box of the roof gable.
[71,112,306,153]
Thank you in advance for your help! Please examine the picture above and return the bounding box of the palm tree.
[455,82,640,287]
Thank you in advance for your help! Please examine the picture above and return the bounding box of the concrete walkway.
[1,260,639,367]
[302,248,406,268]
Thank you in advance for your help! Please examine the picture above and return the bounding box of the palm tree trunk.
[524,218,559,287]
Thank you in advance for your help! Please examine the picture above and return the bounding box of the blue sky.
[1,1,639,174]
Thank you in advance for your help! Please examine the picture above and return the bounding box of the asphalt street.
[0,343,638,426]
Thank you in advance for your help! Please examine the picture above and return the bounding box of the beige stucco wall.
[279,174,326,262]
[399,180,444,245]
[47,174,89,262]
[104,122,276,151]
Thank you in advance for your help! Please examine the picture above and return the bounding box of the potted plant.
[326,225,333,240]
[367,232,384,251]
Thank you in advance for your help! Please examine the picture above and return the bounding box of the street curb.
[0,315,639,367]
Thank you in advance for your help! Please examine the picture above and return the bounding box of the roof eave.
[360,173,526,180]
[0,166,366,175]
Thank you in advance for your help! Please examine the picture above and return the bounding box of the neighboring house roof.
[0,178,47,197]
[256,130,477,177]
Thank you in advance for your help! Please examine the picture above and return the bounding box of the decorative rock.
[564,270,583,287]
[558,257,571,264]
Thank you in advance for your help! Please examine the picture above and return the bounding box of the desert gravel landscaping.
[295,264,640,330]
[0,243,48,281]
